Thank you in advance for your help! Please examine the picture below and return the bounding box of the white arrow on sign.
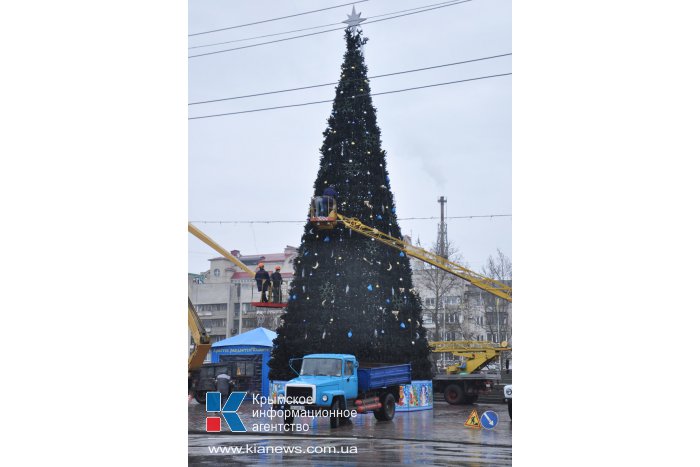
[483,413,494,426]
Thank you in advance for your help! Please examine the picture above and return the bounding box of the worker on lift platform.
[309,186,338,229]
[323,185,338,199]
[255,263,270,302]
[271,266,283,303]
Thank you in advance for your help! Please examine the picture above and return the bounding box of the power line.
[189,0,463,50]
[188,72,511,120]
[189,53,511,106]
[402,215,512,220]
[189,215,511,224]
[188,0,473,59]
[189,0,369,37]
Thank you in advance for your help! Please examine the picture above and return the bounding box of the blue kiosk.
[210,327,277,398]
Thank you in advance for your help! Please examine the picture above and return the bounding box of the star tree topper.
[343,5,366,32]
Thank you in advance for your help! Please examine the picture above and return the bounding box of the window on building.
[423,314,433,324]
[196,303,227,312]
[424,297,436,307]
[213,268,220,277]
[202,319,225,328]
[444,296,461,306]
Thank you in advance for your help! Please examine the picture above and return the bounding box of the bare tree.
[482,248,512,282]
[416,239,465,342]
[480,249,512,370]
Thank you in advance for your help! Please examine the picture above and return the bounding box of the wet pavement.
[189,399,512,465]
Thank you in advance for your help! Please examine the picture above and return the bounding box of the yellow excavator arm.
[336,213,512,302]
[188,298,212,371]
[430,340,511,374]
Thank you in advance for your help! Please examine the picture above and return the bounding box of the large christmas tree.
[268,26,432,381]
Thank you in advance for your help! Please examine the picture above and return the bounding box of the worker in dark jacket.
[321,186,338,217]
[322,185,338,198]
[271,266,283,303]
[215,370,232,402]
[255,262,270,302]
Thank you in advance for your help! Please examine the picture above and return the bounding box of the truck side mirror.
[288,358,301,376]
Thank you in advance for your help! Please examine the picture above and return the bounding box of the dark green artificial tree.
[269,28,432,381]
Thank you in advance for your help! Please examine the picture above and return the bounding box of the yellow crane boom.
[429,340,511,374]
[336,214,512,302]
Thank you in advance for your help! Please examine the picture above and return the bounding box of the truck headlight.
[322,394,328,402]
[506,388,512,396]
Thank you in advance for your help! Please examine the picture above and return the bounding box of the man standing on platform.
[255,263,270,302]
[271,266,283,303]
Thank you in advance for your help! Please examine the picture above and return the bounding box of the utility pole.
[437,196,448,365]
[227,281,235,338]
[237,283,243,335]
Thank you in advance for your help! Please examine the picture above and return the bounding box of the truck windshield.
[300,358,342,376]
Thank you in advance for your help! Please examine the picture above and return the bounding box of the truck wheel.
[374,393,396,421]
[330,398,341,429]
[464,395,478,404]
[194,391,207,404]
[508,399,512,419]
[444,384,465,405]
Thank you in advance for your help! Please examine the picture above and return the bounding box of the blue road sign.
[480,410,499,430]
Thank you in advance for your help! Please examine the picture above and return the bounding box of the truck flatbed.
[357,364,411,392]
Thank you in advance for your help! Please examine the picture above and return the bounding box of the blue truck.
[279,353,411,428]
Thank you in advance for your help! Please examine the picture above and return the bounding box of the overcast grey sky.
[188,0,511,274]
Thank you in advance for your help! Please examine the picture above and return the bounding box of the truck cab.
[284,354,358,408]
